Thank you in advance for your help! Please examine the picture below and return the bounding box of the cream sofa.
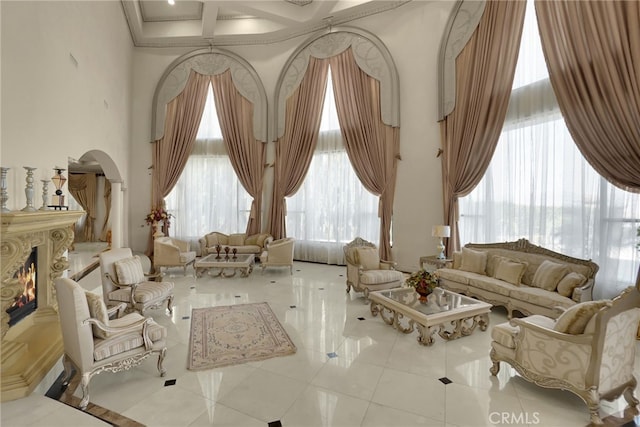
[436,239,599,319]
[199,232,273,257]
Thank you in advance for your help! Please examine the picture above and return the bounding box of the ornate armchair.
[153,236,196,275]
[259,238,295,274]
[490,269,640,425]
[99,248,174,315]
[343,237,404,300]
[54,278,167,410]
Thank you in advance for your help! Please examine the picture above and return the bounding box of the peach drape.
[329,48,400,261]
[149,70,210,253]
[68,173,98,242]
[535,0,640,192]
[268,57,330,240]
[440,0,526,253]
[211,70,266,236]
[99,179,111,241]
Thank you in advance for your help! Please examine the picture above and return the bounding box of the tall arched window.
[286,70,380,264]
[459,2,639,296]
[165,84,251,242]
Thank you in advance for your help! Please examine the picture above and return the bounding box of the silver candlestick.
[40,179,49,211]
[0,167,9,212]
[21,166,37,212]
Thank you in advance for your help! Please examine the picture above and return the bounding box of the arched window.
[459,2,639,295]
[286,70,380,264]
[165,84,251,241]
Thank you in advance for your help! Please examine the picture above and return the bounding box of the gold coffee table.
[369,287,491,346]
[195,254,254,278]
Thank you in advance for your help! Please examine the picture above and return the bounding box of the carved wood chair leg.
[79,373,91,410]
[61,354,74,385]
[167,296,174,315]
[489,348,500,375]
[624,386,639,408]
[158,348,167,376]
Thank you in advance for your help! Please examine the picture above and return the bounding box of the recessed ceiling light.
[168,0,175,5]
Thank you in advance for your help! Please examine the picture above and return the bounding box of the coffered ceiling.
[121,0,412,47]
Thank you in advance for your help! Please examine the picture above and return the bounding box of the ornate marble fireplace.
[1,210,82,401]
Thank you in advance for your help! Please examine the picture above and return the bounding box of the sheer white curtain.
[165,84,252,248]
[459,2,639,298]
[286,70,380,265]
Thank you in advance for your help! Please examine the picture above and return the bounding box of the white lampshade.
[432,225,450,238]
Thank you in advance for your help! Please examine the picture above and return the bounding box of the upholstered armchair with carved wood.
[54,278,167,410]
[259,237,295,274]
[99,248,174,315]
[153,236,196,275]
[490,268,640,425]
[343,237,404,300]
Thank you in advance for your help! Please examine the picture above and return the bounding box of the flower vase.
[153,220,165,238]
[416,291,430,304]
[415,286,433,304]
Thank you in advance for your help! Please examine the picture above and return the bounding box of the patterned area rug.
[188,302,297,370]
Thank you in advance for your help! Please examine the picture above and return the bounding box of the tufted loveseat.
[436,239,599,319]
[199,232,273,257]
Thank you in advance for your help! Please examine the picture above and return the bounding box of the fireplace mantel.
[1,210,82,401]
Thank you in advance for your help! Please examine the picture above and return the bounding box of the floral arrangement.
[145,207,173,226]
[405,269,439,295]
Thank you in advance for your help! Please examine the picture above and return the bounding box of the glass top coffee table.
[369,287,491,346]
[195,254,254,278]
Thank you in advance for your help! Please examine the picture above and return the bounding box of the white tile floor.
[2,254,640,427]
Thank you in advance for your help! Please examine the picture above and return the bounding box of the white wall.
[128,1,454,271]
[1,1,133,214]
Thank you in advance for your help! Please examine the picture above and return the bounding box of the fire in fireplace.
[6,247,38,326]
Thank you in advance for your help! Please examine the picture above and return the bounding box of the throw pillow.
[85,292,110,339]
[459,248,487,275]
[256,233,271,248]
[493,257,528,286]
[244,234,259,245]
[452,251,462,270]
[228,233,246,246]
[554,300,611,334]
[531,260,569,291]
[206,234,219,247]
[356,247,380,271]
[115,256,145,285]
[206,233,228,247]
[556,272,588,297]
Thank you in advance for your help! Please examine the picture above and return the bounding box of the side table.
[419,255,452,271]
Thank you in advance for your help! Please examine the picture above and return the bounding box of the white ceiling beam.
[222,2,304,26]
[201,2,219,38]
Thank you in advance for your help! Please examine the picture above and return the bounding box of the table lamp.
[432,225,450,260]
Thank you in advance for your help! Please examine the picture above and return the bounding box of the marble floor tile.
[281,385,370,427]
[3,249,640,427]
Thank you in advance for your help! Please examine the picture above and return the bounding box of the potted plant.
[406,269,439,303]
